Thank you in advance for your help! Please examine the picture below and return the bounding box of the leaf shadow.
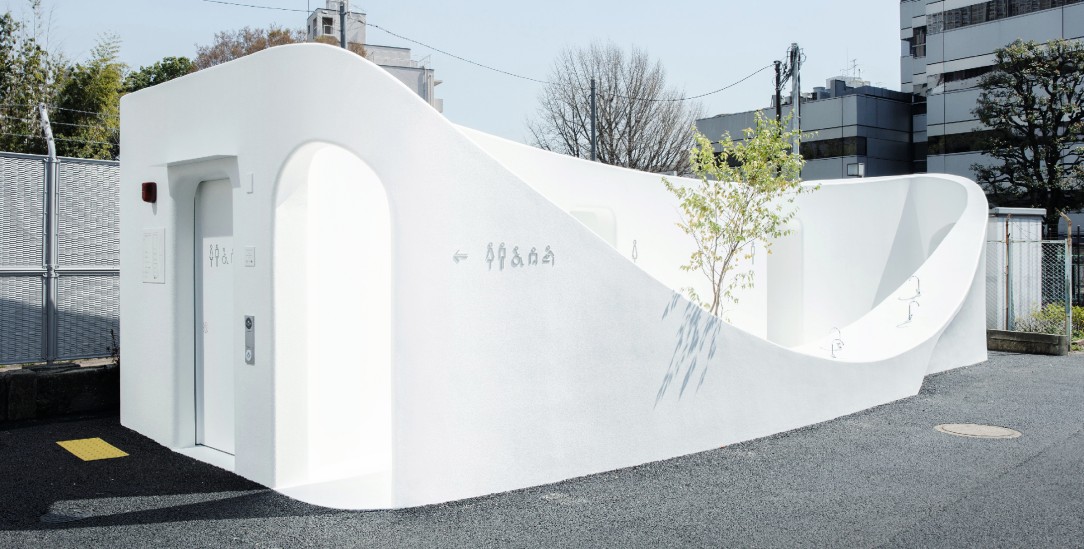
[655,293,722,406]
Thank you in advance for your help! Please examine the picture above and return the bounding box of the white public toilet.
[119,44,988,509]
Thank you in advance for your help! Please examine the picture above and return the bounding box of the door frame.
[163,156,240,449]
[193,177,236,453]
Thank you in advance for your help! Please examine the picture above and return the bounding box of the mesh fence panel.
[1010,240,1070,336]
[58,160,120,267]
[56,275,119,360]
[0,275,43,363]
[0,155,44,267]
[985,239,1004,329]
[0,152,119,364]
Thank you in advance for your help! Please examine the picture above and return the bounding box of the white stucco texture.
[118,44,988,510]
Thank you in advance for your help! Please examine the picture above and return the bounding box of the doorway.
[194,178,235,454]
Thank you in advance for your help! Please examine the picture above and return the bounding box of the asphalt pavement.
[0,351,1081,548]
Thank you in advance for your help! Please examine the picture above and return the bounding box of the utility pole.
[38,103,58,366]
[339,1,346,49]
[590,77,597,162]
[788,43,802,153]
[774,60,782,123]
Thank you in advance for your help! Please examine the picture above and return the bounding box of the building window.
[912,26,927,58]
[929,0,1083,34]
[323,17,334,35]
[799,136,868,160]
[927,130,1000,155]
[940,65,994,84]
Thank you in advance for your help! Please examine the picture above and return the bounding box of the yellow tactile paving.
[56,437,129,461]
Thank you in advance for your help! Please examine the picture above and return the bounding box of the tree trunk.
[1045,214,1061,239]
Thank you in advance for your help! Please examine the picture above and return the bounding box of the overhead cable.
[208,0,774,102]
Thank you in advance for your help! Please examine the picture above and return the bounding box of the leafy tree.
[312,34,366,57]
[972,39,1084,235]
[125,56,194,93]
[0,2,57,155]
[194,25,307,70]
[51,35,124,160]
[664,112,810,316]
[528,42,702,174]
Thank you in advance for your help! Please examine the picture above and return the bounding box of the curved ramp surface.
[119,44,987,509]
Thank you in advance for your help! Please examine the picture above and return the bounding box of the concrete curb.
[987,329,1069,356]
[0,364,119,422]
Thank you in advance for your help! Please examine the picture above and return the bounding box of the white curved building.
[119,44,987,510]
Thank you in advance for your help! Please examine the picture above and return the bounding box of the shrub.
[1013,303,1084,339]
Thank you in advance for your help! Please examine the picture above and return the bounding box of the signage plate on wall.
[142,228,166,284]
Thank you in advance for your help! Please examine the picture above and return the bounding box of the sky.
[4,0,903,144]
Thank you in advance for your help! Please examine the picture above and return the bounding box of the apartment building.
[695,76,914,181]
[901,0,1084,178]
[307,0,443,112]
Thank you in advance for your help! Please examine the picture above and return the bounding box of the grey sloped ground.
[0,351,1081,548]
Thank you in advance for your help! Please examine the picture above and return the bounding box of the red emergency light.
[141,182,157,203]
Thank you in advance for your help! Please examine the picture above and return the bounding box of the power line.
[0,132,114,147]
[51,106,119,119]
[201,0,308,12]
[366,22,772,102]
[364,22,550,84]
[589,64,774,103]
[2,105,119,120]
[0,132,43,141]
[1,116,115,131]
[657,64,774,102]
[199,0,773,103]
[1,104,120,119]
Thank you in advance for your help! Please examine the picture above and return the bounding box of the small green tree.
[52,35,125,160]
[664,111,809,316]
[124,56,194,93]
[972,39,1084,235]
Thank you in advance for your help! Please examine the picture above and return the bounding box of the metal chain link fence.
[0,151,119,365]
[986,236,1072,336]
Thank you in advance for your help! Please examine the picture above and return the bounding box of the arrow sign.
[453,250,468,263]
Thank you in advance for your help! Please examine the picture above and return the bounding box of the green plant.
[663,112,812,316]
[1013,303,1083,339]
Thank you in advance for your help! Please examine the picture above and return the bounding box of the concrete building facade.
[307,0,442,112]
[696,77,914,181]
[900,0,1084,179]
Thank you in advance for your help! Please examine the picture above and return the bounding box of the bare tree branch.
[526,41,702,174]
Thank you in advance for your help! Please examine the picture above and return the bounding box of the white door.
[195,178,235,454]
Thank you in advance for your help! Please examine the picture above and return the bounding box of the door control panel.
[244,315,255,364]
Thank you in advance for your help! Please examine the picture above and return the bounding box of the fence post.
[1060,211,1072,340]
[1005,217,1014,331]
[37,104,59,365]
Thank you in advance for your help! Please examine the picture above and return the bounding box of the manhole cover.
[935,423,1021,439]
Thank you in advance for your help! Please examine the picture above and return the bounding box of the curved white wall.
[273,143,393,505]
[119,44,987,510]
